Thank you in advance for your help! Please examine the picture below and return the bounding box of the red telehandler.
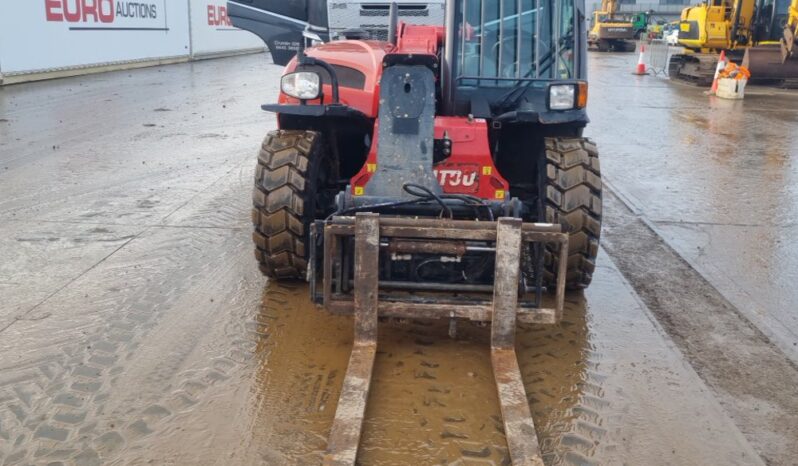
[230,0,601,463]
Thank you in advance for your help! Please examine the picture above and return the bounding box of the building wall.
[0,0,265,84]
[190,0,266,57]
[589,0,694,22]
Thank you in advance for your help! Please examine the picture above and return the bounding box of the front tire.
[542,138,602,289]
[252,130,334,280]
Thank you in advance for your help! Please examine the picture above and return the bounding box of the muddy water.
[586,52,798,364]
[250,283,594,465]
[0,52,778,465]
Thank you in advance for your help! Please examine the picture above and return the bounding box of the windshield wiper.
[494,29,574,111]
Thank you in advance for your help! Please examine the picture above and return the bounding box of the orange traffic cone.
[708,50,727,95]
[634,44,647,75]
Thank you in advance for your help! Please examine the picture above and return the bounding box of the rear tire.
[542,138,602,290]
[252,130,334,280]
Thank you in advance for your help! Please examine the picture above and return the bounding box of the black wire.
[327,198,428,220]
[441,195,481,219]
[327,185,497,221]
[403,183,454,219]
[326,185,454,220]
[441,194,494,221]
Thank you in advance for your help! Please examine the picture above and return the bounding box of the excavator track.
[590,39,636,52]
[668,53,720,86]
[669,48,798,86]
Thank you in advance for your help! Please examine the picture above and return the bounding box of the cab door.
[228,0,329,65]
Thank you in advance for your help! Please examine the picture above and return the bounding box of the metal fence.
[643,39,671,76]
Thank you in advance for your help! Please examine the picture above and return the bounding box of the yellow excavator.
[782,0,798,60]
[669,0,798,85]
[589,0,637,52]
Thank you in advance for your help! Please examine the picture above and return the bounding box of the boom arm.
[784,0,798,60]
[730,0,757,46]
[600,0,618,18]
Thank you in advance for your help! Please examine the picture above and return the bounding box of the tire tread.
[252,130,320,280]
[544,137,602,289]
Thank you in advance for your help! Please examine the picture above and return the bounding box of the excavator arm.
[783,0,798,61]
[596,0,617,18]
[605,0,617,19]
[729,0,758,46]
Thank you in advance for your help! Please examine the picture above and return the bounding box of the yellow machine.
[588,0,637,52]
[676,0,757,51]
[782,0,798,60]
[649,22,665,37]
[669,0,798,84]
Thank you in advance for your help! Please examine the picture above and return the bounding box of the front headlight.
[548,84,576,110]
[281,72,321,100]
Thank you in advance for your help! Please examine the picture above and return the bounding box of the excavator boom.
[783,0,798,61]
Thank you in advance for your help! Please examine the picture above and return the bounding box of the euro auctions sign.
[0,1,260,78]
[189,0,264,56]
[44,0,167,29]
[206,4,231,27]
[0,1,189,74]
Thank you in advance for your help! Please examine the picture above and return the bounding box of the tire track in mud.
[601,189,798,465]
[247,284,352,465]
[247,284,613,465]
[0,224,261,465]
[518,294,612,466]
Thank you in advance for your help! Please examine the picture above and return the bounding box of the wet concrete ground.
[0,51,796,465]
[588,53,798,364]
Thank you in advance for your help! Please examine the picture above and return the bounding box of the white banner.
[0,0,191,75]
[189,0,264,56]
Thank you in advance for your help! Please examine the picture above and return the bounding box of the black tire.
[542,138,602,290]
[252,130,334,280]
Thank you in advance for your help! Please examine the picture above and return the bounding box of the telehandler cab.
[230,0,601,463]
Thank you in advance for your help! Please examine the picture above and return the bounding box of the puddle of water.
[250,283,596,465]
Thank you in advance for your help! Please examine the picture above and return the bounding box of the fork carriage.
[316,214,567,465]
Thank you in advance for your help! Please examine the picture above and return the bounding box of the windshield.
[457,0,575,87]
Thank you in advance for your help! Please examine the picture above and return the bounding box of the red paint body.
[279,40,390,116]
[350,117,509,200]
[277,23,509,201]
